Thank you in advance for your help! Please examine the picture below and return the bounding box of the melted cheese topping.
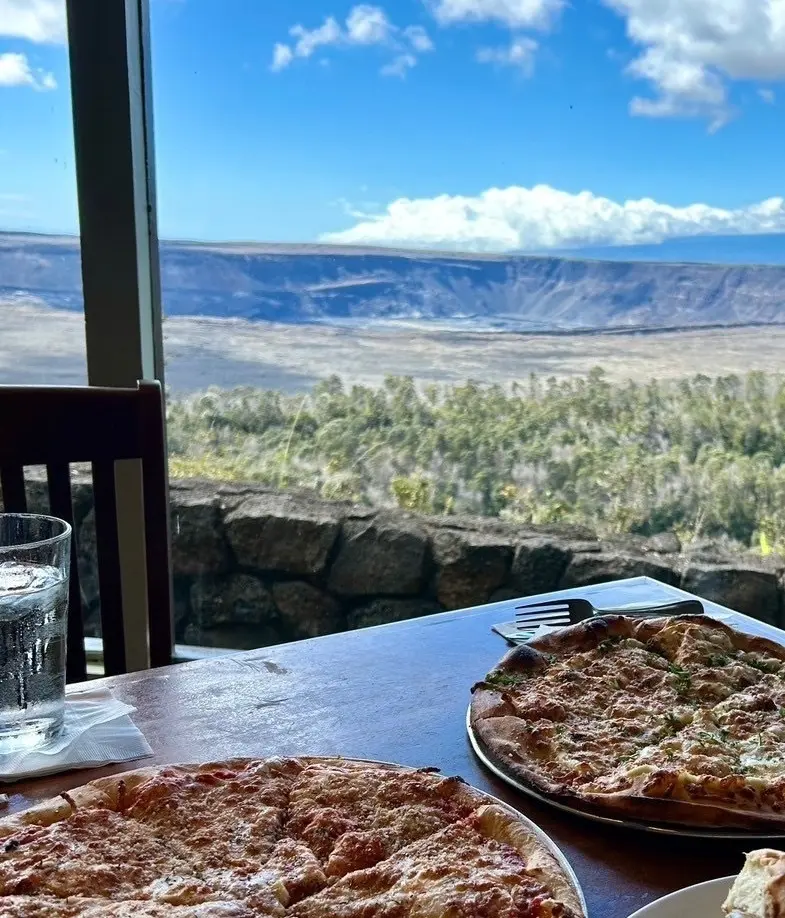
[483,619,785,815]
[291,814,574,918]
[287,764,476,872]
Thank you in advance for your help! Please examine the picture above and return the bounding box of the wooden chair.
[0,381,173,681]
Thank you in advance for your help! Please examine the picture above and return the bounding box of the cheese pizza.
[0,757,584,917]
[470,614,785,830]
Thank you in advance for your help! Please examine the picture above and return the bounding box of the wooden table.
[7,576,781,918]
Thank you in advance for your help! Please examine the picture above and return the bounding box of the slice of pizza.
[0,807,196,901]
[0,897,258,917]
[0,759,304,915]
[121,758,301,866]
[113,757,332,910]
[723,849,785,918]
[119,758,328,907]
[0,804,288,915]
[290,805,583,918]
[285,761,479,877]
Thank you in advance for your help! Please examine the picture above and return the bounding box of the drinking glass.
[0,514,71,753]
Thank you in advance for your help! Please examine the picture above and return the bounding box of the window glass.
[0,0,85,384]
[151,0,785,650]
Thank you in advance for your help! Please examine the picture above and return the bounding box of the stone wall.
[14,477,785,648]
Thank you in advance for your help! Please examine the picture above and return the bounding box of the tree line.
[166,370,785,552]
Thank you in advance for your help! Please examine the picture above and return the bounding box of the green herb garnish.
[485,671,525,688]
[695,730,726,746]
[747,657,780,674]
[662,712,681,735]
[598,637,622,653]
[667,662,692,696]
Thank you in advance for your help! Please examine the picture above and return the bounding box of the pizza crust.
[0,796,74,838]
[475,804,584,916]
[471,614,785,831]
[525,614,785,662]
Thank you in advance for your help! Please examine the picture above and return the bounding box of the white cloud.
[603,0,785,127]
[381,53,418,77]
[0,0,65,44]
[404,25,434,52]
[430,0,564,30]
[0,52,57,90]
[272,5,433,74]
[321,183,785,253]
[627,47,729,129]
[346,5,393,44]
[290,16,342,59]
[271,43,294,72]
[477,36,538,74]
[759,87,776,103]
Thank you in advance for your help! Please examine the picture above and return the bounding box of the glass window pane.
[152,1,785,651]
[0,0,86,385]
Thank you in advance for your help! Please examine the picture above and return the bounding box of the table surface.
[7,576,780,918]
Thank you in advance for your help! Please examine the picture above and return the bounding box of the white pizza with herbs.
[470,614,785,829]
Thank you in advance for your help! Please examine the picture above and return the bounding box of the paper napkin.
[0,687,153,783]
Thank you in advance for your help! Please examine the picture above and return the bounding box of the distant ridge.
[2,232,785,330]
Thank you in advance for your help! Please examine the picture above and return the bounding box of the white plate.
[467,709,785,840]
[628,876,734,917]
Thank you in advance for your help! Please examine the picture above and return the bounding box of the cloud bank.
[602,0,785,127]
[272,5,433,77]
[0,52,56,90]
[268,0,784,124]
[321,184,785,252]
[476,37,538,74]
[430,0,563,30]
[0,0,65,44]
[433,0,785,127]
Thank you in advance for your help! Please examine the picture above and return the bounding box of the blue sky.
[1,0,784,252]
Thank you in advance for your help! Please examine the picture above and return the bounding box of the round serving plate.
[467,708,785,841]
[627,876,734,917]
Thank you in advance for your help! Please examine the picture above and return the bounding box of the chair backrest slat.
[46,462,86,682]
[91,459,127,677]
[0,382,172,682]
[0,464,27,513]
[0,387,143,465]
[139,385,174,668]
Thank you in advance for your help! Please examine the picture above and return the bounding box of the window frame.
[65,0,169,671]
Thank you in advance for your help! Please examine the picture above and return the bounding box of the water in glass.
[0,560,68,752]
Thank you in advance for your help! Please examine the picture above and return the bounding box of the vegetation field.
[7,304,785,549]
[168,370,785,553]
